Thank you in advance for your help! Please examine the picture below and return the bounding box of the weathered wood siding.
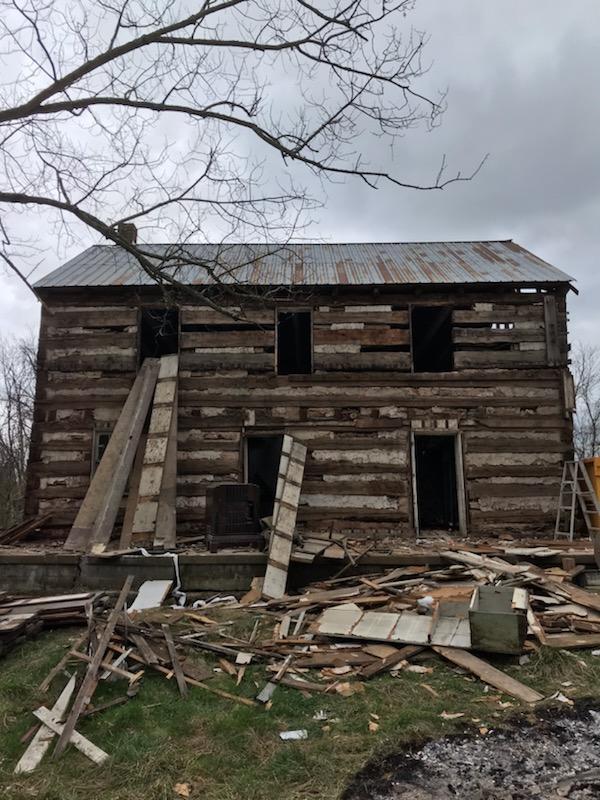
[26,287,573,539]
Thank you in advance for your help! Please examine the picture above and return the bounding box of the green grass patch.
[1,630,600,800]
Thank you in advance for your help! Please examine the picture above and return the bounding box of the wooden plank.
[180,307,275,325]
[154,387,178,548]
[15,675,76,774]
[263,436,307,600]
[313,311,409,324]
[312,353,411,371]
[313,328,410,346]
[359,645,423,678]
[53,575,133,758]
[64,360,159,551]
[162,624,188,698]
[130,634,160,665]
[45,309,137,328]
[454,350,545,368]
[432,646,543,704]
[39,632,88,692]
[89,362,162,553]
[69,650,140,683]
[108,642,257,707]
[118,434,146,549]
[34,707,109,765]
[544,295,561,365]
[132,355,178,542]
[181,330,273,347]
[453,307,544,323]
[453,328,544,344]
[128,580,173,613]
[0,513,53,545]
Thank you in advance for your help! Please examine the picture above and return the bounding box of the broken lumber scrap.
[108,642,257,707]
[39,632,88,692]
[262,435,307,600]
[15,675,76,774]
[162,623,188,698]
[64,359,160,552]
[256,654,293,703]
[131,354,179,545]
[127,580,173,614]
[359,645,424,678]
[129,634,159,664]
[432,645,543,704]
[69,650,142,684]
[118,433,147,549]
[53,575,133,758]
[0,513,53,546]
[34,707,109,766]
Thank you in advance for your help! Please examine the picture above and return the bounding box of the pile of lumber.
[0,592,107,657]
[0,513,53,546]
[16,549,600,770]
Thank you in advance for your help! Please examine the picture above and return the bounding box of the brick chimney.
[116,222,137,244]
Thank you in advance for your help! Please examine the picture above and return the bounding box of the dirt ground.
[344,703,600,800]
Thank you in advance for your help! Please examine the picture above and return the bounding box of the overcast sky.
[1,0,599,345]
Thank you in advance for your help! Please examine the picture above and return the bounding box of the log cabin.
[25,238,575,544]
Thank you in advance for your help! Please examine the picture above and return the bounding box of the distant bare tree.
[0,334,36,528]
[571,341,600,460]
[0,0,483,306]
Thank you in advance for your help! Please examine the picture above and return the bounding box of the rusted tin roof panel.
[35,240,573,288]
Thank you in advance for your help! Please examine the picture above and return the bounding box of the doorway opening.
[245,435,284,519]
[139,307,179,361]
[411,306,453,372]
[414,434,461,531]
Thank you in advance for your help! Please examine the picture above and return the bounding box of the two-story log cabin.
[26,239,575,543]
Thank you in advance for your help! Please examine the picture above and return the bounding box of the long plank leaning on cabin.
[153,385,178,548]
[63,359,160,551]
[263,435,307,599]
[118,433,147,549]
[89,363,163,554]
[131,354,179,545]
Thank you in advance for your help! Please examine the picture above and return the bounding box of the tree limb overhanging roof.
[35,240,573,288]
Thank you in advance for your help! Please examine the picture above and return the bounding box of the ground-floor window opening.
[139,307,179,361]
[414,434,460,530]
[91,428,112,476]
[245,435,284,519]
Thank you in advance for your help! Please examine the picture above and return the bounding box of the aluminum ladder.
[554,460,600,540]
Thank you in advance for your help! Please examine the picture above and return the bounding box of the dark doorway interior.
[246,435,284,519]
[277,311,312,375]
[414,434,460,530]
[411,306,453,372]
[140,307,179,361]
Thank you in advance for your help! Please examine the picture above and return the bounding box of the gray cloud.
[1,0,598,347]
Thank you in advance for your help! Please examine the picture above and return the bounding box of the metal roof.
[35,240,573,288]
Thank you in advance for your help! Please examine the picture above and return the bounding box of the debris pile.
[11,542,600,769]
[0,591,107,657]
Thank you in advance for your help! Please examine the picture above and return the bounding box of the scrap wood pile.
[13,547,600,770]
[0,591,108,657]
[0,513,53,547]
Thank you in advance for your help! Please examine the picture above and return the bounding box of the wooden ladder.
[554,460,600,540]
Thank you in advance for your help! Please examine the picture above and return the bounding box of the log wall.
[26,285,573,540]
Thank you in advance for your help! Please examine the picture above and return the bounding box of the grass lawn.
[1,629,600,800]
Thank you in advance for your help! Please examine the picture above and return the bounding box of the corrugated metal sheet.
[35,240,573,288]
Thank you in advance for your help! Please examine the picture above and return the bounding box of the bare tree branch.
[0,0,484,303]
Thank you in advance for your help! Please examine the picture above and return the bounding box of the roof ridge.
[88,239,514,247]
